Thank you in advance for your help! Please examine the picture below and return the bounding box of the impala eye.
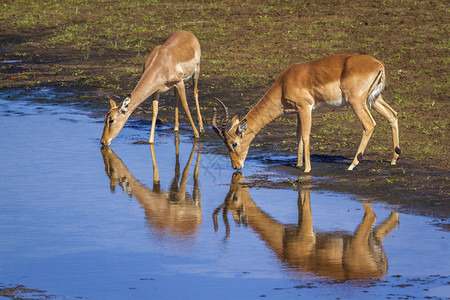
[109,118,115,125]
[232,142,237,148]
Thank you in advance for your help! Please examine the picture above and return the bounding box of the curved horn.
[212,107,224,139]
[214,97,231,140]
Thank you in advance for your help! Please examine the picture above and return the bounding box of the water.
[0,88,448,299]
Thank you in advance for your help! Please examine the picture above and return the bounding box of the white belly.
[313,98,348,110]
[181,64,197,82]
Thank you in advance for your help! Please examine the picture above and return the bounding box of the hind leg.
[175,81,199,138]
[348,99,376,170]
[296,112,304,168]
[193,64,204,133]
[372,96,400,165]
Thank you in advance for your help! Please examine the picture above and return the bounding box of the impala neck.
[241,83,284,146]
[125,68,166,118]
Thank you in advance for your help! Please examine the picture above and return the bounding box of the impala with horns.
[101,30,204,146]
[212,54,400,172]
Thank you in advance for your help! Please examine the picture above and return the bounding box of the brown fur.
[101,30,204,146]
[215,54,400,171]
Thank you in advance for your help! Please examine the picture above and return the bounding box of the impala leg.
[193,64,204,133]
[174,87,179,132]
[298,106,313,172]
[372,96,400,165]
[348,103,376,170]
[149,93,159,144]
[175,81,200,138]
[296,113,304,167]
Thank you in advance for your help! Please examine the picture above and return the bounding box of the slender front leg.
[372,96,400,165]
[149,93,159,144]
[296,112,304,168]
[174,87,179,132]
[298,105,313,172]
[193,64,204,133]
[175,81,200,138]
[348,101,376,170]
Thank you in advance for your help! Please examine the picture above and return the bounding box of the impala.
[212,54,400,171]
[101,30,204,146]
[100,138,202,242]
[214,172,399,280]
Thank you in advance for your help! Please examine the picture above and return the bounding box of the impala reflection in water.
[214,172,399,281]
[100,135,201,244]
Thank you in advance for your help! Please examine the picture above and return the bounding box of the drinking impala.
[101,30,204,146]
[212,54,400,171]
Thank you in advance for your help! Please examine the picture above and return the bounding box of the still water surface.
[0,88,448,299]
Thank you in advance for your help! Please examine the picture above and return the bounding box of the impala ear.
[231,113,240,128]
[119,97,131,114]
[236,119,247,138]
[109,99,117,108]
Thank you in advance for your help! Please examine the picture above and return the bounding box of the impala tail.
[367,70,385,108]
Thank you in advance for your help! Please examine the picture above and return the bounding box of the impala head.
[100,97,131,146]
[212,98,248,170]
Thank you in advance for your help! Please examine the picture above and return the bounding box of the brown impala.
[100,138,201,243]
[214,173,399,281]
[101,30,204,146]
[212,54,400,172]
